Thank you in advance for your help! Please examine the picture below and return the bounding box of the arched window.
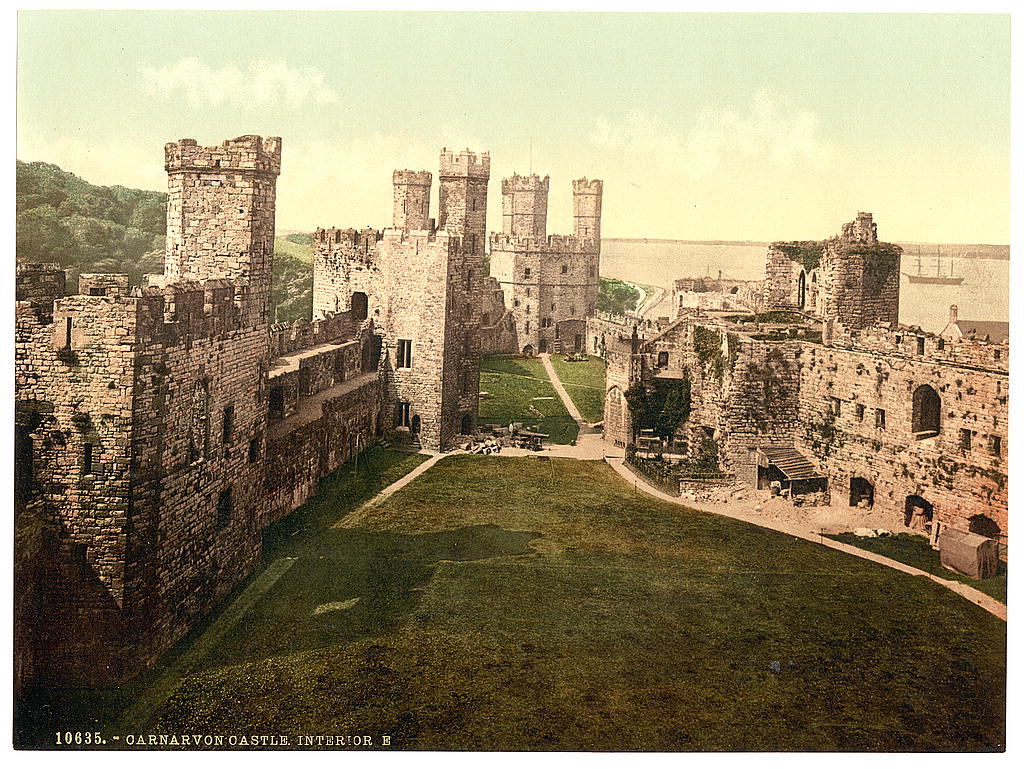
[904,495,933,530]
[657,351,669,368]
[797,270,807,309]
[912,384,941,437]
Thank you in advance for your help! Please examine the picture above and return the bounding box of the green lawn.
[479,355,579,444]
[144,456,1004,751]
[548,354,607,423]
[825,532,1007,604]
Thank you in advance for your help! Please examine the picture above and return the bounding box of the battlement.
[489,232,596,253]
[312,227,383,251]
[439,148,491,179]
[392,169,432,186]
[164,135,282,176]
[502,174,550,194]
[832,323,1008,373]
[16,263,65,315]
[573,178,603,195]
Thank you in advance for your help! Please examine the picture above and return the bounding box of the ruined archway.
[797,270,807,309]
[904,495,933,530]
[522,344,534,357]
[850,477,874,509]
[968,514,1001,539]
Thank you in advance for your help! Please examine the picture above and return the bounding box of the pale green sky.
[17,11,1010,242]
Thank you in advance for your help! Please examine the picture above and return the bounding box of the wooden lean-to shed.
[938,528,999,579]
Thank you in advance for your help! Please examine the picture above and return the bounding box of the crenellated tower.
[573,178,603,244]
[438,148,490,256]
[502,173,549,239]
[163,135,281,324]
[392,170,433,232]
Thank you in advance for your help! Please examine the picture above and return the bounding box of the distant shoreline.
[602,238,1009,260]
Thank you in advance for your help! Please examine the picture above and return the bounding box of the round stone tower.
[392,170,432,231]
[502,173,549,240]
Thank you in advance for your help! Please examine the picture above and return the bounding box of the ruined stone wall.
[820,239,901,330]
[124,280,270,672]
[311,228,383,320]
[16,263,65,318]
[263,326,382,525]
[15,293,138,684]
[796,335,1008,539]
[164,135,281,324]
[480,276,519,354]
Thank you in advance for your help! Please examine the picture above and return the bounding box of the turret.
[164,135,281,324]
[501,173,549,239]
[573,178,603,245]
[438,148,490,256]
[392,170,432,232]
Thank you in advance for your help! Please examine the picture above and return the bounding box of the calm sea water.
[601,240,1009,335]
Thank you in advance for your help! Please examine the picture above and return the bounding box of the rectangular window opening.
[397,339,413,369]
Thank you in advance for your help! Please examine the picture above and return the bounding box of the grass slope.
[548,354,607,423]
[826,532,1007,604]
[478,356,578,444]
[150,457,1004,751]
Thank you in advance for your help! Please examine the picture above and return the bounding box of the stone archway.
[850,477,874,509]
[912,384,941,437]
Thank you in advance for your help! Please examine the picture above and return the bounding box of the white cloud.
[140,57,338,109]
[591,89,838,179]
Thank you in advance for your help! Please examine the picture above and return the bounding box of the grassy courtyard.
[478,355,578,443]
[826,532,1007,604]
[548,354,607,423]
[138,455,1003,751]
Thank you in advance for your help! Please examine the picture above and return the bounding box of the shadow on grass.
[203,523,543,668]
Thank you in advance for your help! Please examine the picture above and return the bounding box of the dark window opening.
[15,427,33,508]
[65,317,73,348]
[524,268,532,279]
[217,488,233,528]
[875,408,886,428]
[89,287,105,297]
[937,338,945,350]
[855,403,865,421]
[397,402,411,428]
[222,404,234,444]
[916,337,926,355]
[959,428,972,450]
[829,397,842,417]
[849,477,874,509]
[911,384,940,437]
[397,339,413,369]
[989,434,1002,456]
[561,264,568,274]
[269,386,285,420]
[657,351,669,367]
[83,442,94,475]
[248,437,260,463]
[351,292,368,321]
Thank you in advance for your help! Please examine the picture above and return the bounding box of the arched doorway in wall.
[460,413,473,435]
[522,344,534,357]
[539,339,548,353]
[351,291,368,321]
[410,415,421,435]
[912,384,941,437]
[904,495,933,530]
[850,477,874,508]
[797,271,807,310]
[574,334,583,353]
